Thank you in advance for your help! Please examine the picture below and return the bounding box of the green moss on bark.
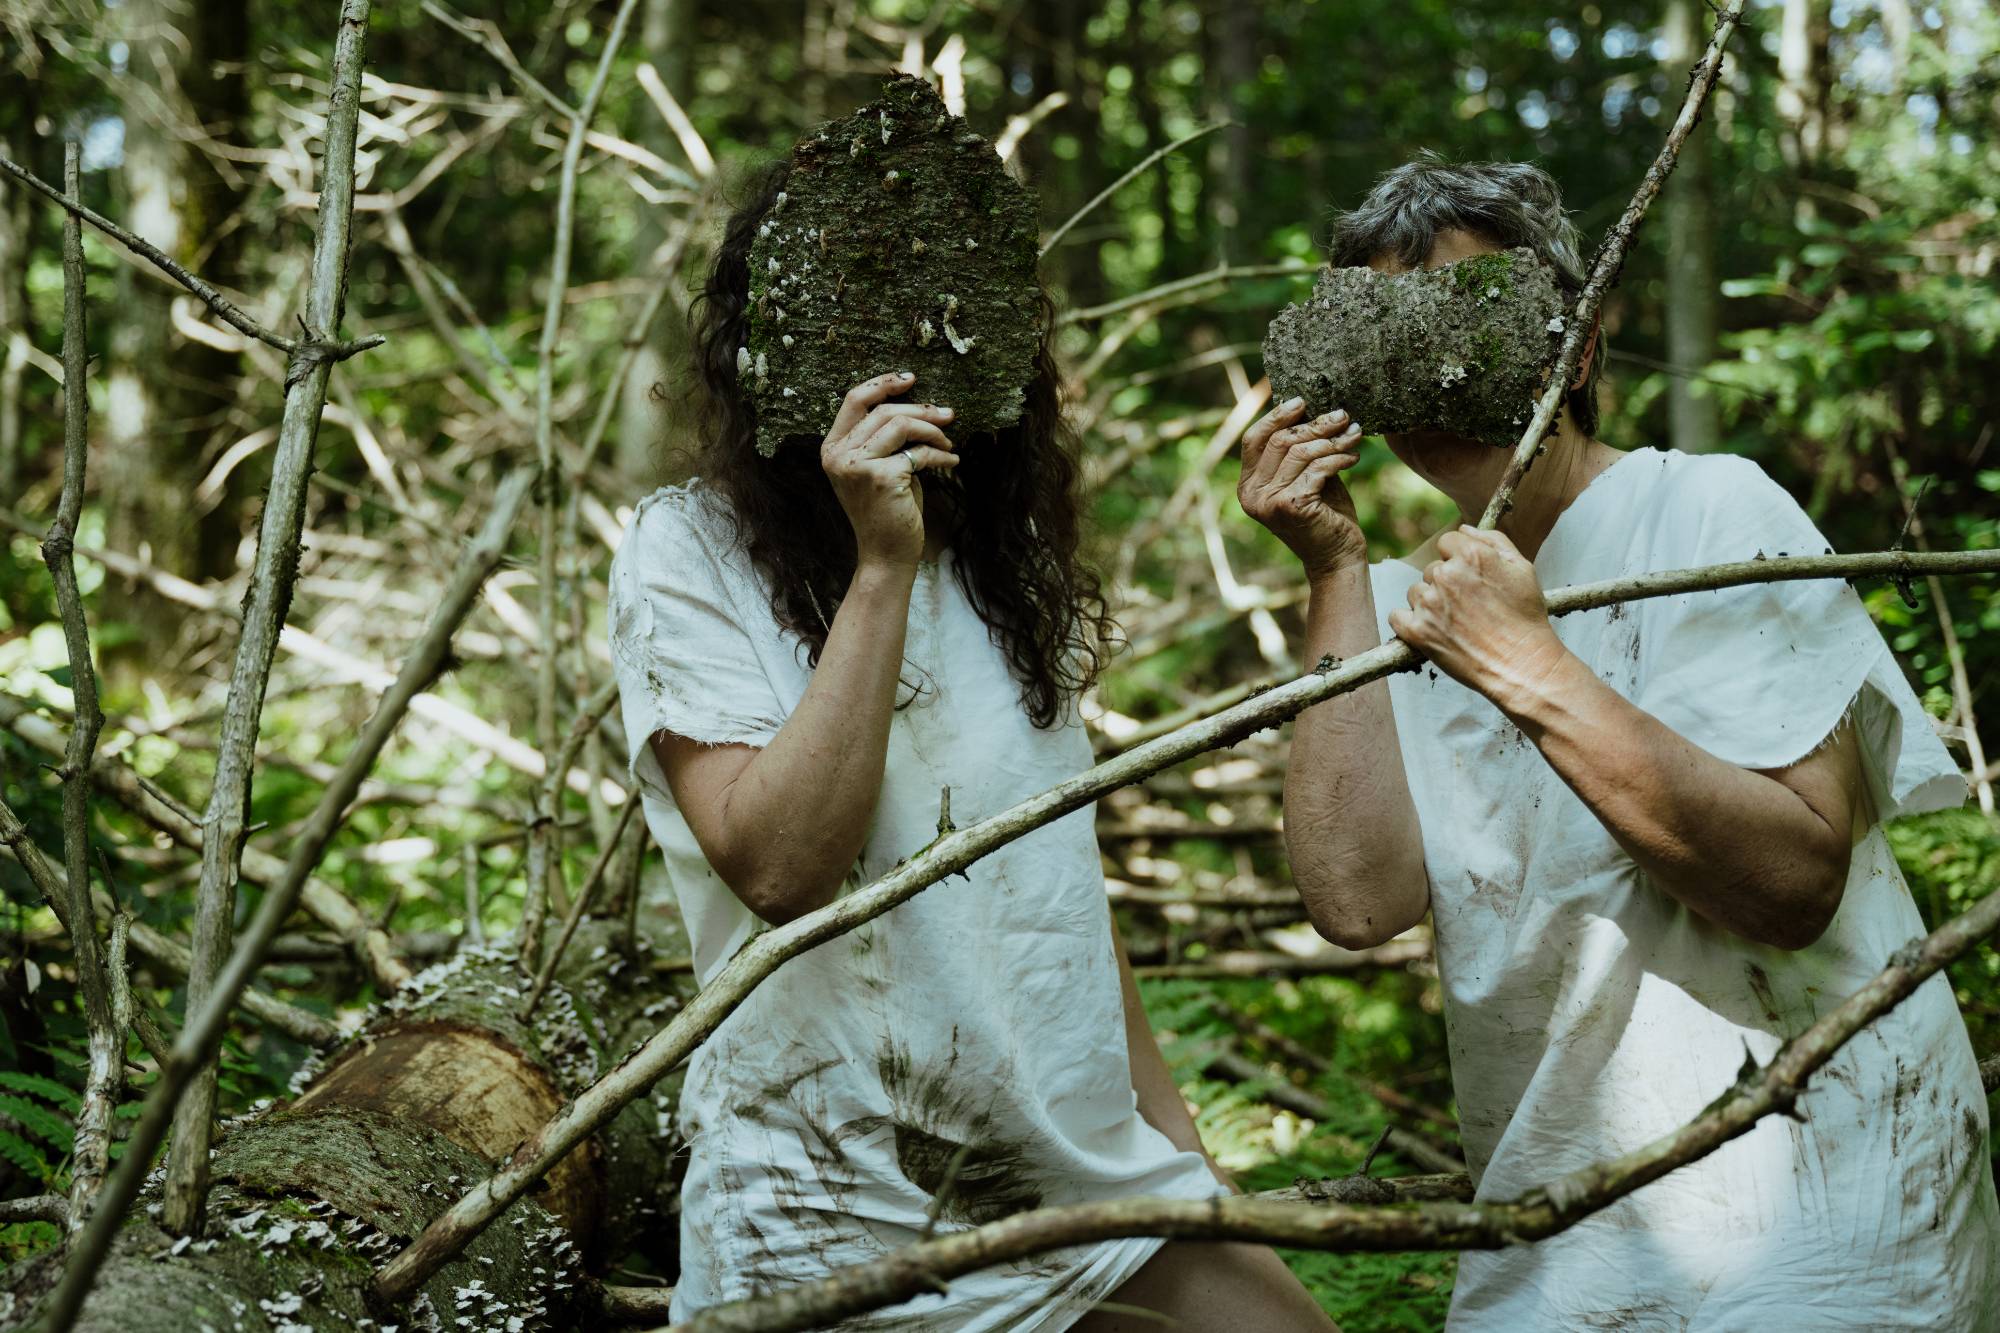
[742,74,1043,455]
[1263,248,1568,447]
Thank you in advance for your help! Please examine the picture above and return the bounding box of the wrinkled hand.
[1237,397,1367,579]
[821,371,959,569]
[1386,526,1571,708]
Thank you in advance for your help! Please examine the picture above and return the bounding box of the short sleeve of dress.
[607,486,790,802]
[1628,454,1964,821]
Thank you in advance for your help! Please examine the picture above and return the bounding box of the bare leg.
[1071,1241,1341,1332]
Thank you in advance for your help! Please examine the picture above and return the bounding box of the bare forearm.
[1285,565,1429,947]
[1500,651,1851,948]
[1110,912,1220,1174]
[697,561,917,921]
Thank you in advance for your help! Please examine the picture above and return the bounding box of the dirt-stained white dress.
[608,482,1224,1329]
[1369,447,1999,1330]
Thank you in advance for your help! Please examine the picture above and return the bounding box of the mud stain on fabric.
[877,1037,1046,1226]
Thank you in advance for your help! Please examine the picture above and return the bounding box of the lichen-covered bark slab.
[744,73,1042,455]
[1262,248,1568,447]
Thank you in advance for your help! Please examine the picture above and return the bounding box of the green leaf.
[0,1094,75,1154]
[1800,243,1846,267]
[0,1071,82,1111]
[0,1129,50,1182]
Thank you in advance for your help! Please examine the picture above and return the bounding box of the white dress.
[1369,448,2000,1330]
[607,483,1224,1329]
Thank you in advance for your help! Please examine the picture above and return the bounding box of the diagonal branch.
[1040,122,1225,257]
[667,873,2000,1332]
[0,155,382,363]
[1477,0,1745,529]
[0,692,407,994]
[370,545,2000,1304]
[30,424,541,1333]
[0,804,337,1048]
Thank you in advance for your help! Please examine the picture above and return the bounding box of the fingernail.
[938,406,954,417]
[1282,396,1305,411]
[898,371,914,380]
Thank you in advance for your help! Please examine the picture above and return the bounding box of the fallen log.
[2,919,698,1331]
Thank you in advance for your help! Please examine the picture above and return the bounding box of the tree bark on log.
[2,920,698,1332]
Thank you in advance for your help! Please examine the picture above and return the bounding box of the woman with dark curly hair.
[608,162,1334,1330]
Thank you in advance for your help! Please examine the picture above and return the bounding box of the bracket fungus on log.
[1262,248,1569,447]
[743,73,1043,456]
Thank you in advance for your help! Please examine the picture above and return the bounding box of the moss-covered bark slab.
[1262,248,1568,447]
[743,73,1042,455]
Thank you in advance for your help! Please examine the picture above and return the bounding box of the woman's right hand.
[1237,397,1366,579]
[822,371,960,569]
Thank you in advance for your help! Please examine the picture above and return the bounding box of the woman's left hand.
[1387,526,1571,711]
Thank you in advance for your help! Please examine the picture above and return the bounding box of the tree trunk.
[3,921,697,1330]
[100,0,249,658]
[1205,0,1257,264]
[1662,0,1720,453]
[616,0,694,485]
[0,37,41,500]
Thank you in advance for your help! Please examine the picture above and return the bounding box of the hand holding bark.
[821,371,960,569]
[1237,397,1367,579]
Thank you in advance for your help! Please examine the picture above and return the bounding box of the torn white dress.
[1369,447,2000,1330]
[608,483,1224,1330]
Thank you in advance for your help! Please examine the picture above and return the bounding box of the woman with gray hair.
[1239,156,1999,1329]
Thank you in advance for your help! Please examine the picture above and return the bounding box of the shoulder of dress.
[617,479,739,559]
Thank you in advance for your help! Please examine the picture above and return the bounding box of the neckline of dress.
[1528,446,1662,578]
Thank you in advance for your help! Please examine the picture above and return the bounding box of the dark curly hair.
[679,160,1113,728]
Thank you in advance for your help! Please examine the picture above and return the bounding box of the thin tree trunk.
[0,55,35,498]
[163,0,372,1240]
[1206,0,1257,264]
[1662,0,1720,453]
[616,0,694,484]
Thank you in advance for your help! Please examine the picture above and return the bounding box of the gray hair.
[1330,154,1602,436]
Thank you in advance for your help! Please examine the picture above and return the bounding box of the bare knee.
[1073,1241,1339,1333]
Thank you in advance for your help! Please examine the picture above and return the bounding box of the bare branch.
[1477,0,1746,528]
[41,139,123,1242]
[0,803,337,1048]
[523,0,646,964]
[370,545,2000,1303]
[0,1195,67,1227]
[522,794,642,1019]
[164,0,378,1246]
[1059,262,1311,326]
[0,155,382,363]
[524,680,623,965]
[1041,122,1226,256]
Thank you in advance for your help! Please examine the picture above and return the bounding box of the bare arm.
[1391,526,1863,950]
[1109,906,1234,1188]
[1237,399,1429,949]
[651,372,959,925]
